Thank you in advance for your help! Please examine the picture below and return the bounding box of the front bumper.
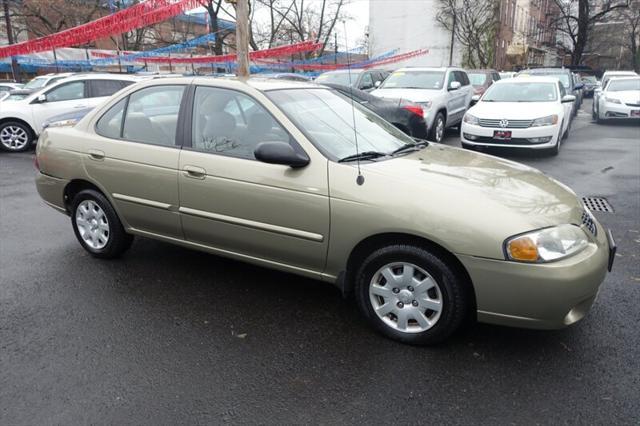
[461,122,560,149]
[458,222,611,330]
[600,101,640,119]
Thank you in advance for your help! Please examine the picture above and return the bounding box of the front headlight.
[531,114,559,127]
[43,118,79,129]
[604,97,621,104]
[505,224,589,263]
[463,113,479,125]
[418,101,432,109]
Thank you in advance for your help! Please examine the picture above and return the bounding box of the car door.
[445,71,467,125]
[86,84,187,239]
[178,85,330,272]
[30,80,88,134]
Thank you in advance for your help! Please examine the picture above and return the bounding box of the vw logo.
[499,119,509,128]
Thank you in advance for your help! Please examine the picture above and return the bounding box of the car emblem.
[499,119,509,128]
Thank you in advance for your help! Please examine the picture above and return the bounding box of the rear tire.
[355,244,470,345]
[0,121,34,152]
[71,189,133,259]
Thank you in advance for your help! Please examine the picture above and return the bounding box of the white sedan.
[0,74,137,152]
[593,76,640,123]
[461,77,575,156]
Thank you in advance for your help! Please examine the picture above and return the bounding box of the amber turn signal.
[507,236,539,262]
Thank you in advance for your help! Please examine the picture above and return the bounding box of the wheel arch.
[0,117,36,138]
[63,179,107,213]
[342,232,477,318]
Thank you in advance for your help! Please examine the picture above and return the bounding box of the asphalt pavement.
[1,98,639,424]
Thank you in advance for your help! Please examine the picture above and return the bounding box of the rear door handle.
[88,149,105,160]
[183,165,206,179]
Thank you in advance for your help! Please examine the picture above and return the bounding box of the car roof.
[603,71,637,75]
[606,76,640,82]
[521,68,571,74]
[499,76,561,83]
[394,67,460,72]
[318,69,366,74]
[187,76,319,91]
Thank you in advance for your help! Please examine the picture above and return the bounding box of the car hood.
[365,144,581,231]
[469,101,560,119]
[371,88,442,103]
[605,90,640,103]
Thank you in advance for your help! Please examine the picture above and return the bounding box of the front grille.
[581,210,597,237]
[463,134,548,145]
[478,118,533,129]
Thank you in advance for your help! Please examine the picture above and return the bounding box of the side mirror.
[254,141,309,168]
[36,93,47,103]
[574,83,584,90]
[561,95,576,103]
[449,81,461,91]
[374,80,381,88]
[470,94,481,106]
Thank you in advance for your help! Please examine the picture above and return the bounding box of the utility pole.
[334,32,338,65]
[2,0,21,82]
[449,12,456,66]
[234,0,249,77]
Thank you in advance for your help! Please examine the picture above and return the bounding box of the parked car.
[517,68,583,117]
[259,73,312,82]
[0,74,137,152]
[321,83,428,139]
[0,82,23,94]
[315,69,389,91]
[35,77,615,345]
[461,77,575,155]
[594,70,638,108]
[592,76,640,123]
[580,75,598,97]
[467,69,501,96]
[21,72,76,91]
[371,67,473,143]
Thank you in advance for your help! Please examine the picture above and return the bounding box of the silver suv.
[371,67,473,142]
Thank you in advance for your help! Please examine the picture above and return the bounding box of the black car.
[322,83,428,139]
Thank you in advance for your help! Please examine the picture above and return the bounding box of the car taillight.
[402,105,424,117]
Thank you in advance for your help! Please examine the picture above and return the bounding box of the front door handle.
[88,149,105,160]
[183,165,206,179]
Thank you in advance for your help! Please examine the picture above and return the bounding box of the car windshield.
[23,78,48,90]
[4,94,28,101]
[267,88,415,160]
[315,71,362,86]
[483,82,558,102]
[607,79,640,91]
[469,73,488,86]
[380,70,445,90]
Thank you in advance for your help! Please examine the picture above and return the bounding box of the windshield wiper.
[391,140,429,156]
[338,151,388,163]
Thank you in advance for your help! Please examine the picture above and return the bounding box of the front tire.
[71,189,133,259]
[355,244,470,345]
[0,121,34,152]
[429,112,446,143]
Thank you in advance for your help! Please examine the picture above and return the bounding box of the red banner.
[0,0,199,58]
[142,41,323,64]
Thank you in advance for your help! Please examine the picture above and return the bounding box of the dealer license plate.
[493,130,512,140]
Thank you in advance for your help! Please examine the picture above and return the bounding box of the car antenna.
[343,20,365,186]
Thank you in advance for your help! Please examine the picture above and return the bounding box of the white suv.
[371,67,473,142]
[0,74,138,152]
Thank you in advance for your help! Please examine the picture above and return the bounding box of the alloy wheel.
[435,118,444,142]
[0,125,29,151]
[369,262,443,333]
[75,200,110,250]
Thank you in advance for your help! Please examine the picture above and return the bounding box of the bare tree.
[436,0,499,68]
[15,0,103,41]
[550,0,629,66]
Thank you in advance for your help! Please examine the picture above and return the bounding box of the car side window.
[91,80,131,98]
[558,82,566,98]
[191,86,290,160]
[122,85,185,146]
[96,98,126,139]
[457,71,470,86]
[447,71,456,88]
[46,81,85,102]
[359,72,374,89]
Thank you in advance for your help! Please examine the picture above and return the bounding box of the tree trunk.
[572,0,590,65]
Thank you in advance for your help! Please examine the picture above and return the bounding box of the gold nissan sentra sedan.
[35,77,616,345]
